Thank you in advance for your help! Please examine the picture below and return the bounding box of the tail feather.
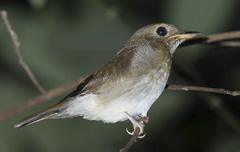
[14,106,59,128]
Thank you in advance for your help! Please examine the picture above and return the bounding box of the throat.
[170,39,184,55]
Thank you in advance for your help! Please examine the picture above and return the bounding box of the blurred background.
[0,0,240,151]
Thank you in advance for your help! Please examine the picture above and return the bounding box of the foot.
[124,112,149,138]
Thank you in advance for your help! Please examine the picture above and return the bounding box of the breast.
[89,60,171,123]
[128,64,171,117]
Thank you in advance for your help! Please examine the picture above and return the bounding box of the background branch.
[120,127,140,152]
[204,31,240,43]
[120,116,148,152]
[182,30,240,47]
[0,75,89,122]
[166,85,240,96]
[1,10,46,94]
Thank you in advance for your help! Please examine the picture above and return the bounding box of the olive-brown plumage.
[14,23,201,130]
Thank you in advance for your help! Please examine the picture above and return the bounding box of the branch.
[182,31,240,47]
[120,127,140,152]
[0,75,89,122]
[166,85,240,96]
[204,31,240,43]
[1,10,46,94]
[120,116,149,152]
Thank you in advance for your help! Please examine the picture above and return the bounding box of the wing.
[81,45,138,93]
[58,45,138,103]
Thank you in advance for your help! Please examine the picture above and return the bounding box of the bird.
[14,23,201,137]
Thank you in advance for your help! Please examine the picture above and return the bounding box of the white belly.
[61,70,169,123]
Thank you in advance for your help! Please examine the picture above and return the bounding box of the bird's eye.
[156,27,167,37]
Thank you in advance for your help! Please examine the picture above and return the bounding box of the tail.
[14,105,60,128]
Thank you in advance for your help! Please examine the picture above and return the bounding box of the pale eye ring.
[156,27,168,37]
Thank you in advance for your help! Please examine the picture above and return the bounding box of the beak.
[169,31,202,40]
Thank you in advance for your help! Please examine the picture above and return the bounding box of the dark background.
[0,0,240,152]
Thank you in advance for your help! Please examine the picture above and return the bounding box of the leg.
[123,112,149,138]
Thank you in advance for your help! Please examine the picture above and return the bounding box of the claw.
[126,127,146,138]
[124,112,149,138]
[126,127,134,135]
[138,133,146,139]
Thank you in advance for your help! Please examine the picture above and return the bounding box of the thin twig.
[1,10,46,94]
[0,75,89,122]
[120,117,149,152]
[205,31,240,43]
[120,127,140,152]
[182,30,240,47]
[166,85,240,96]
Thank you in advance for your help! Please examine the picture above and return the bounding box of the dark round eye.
[156,27,167,36]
